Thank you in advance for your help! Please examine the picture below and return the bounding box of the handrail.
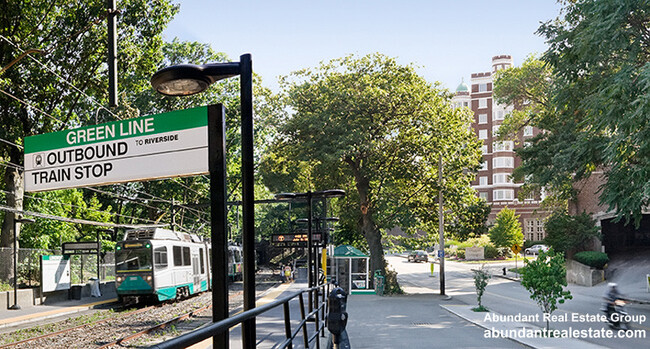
[149,283,330,349]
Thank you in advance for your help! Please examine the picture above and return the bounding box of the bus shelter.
[327,245,370,294]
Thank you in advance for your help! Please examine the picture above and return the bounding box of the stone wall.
[566,259,605,287]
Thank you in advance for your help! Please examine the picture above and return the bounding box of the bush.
[573,251,609,269]
[444,247,456,258]
[544,211,600,254]
[484,245,499,259]
[456,249,466,259]
[524,240,545,249]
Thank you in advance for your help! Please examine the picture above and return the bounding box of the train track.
[0,282,277,349]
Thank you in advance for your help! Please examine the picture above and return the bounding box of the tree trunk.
[0,147,25,282]
[351,164,386,285]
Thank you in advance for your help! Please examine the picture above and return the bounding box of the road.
[388,255,650,348]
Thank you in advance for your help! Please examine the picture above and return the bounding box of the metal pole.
[107,0,118,107]
[240,53,256,349]
[97,230,100,281]
[208,104,229,348]
[10,217,20,310]
[307,191,313,288]
[438,154,445,296]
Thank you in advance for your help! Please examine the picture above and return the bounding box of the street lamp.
[9,217,35,310]
[151,54,254,349]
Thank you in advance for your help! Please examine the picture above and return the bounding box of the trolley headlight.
[146,276,152,281]
[117,276,123,282]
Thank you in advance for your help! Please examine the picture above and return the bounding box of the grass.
[457,255,535,264]
[471,305,489,312]
[0,309,117,345]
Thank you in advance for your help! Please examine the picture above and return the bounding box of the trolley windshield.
[116,248,152,272]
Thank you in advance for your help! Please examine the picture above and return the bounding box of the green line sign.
[24,107,209,192]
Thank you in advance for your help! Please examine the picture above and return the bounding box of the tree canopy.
[494,0,650,225]
[261,53,482,279]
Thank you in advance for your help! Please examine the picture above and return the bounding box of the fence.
[0,247,115,288]
[151,283,331,349]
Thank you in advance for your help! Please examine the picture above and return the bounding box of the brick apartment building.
[452,55,548,242]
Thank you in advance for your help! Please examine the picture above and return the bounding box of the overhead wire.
[0,34,122,121]
[0,188,160,225]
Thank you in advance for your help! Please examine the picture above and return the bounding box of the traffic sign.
[24,107,210,192]
[511,244,522,255]
[271,233,324,247]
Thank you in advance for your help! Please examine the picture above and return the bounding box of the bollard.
[502,267,506,276]
[327,285,350,349]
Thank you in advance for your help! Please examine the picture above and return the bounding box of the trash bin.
[89,277,102,297]
[374,270,384,296]
[69,285,82,300]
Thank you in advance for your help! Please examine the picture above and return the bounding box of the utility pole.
[107,0,118,107]
[438,154,445,296]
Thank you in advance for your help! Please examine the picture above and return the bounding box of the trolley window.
[154,247,168,269]
[116,248,152,272]
[183,247,191,266]
[173,246,182,266]
[199,248,205,274]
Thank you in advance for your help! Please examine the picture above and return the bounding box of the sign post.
[511,244,522,278]
[24,107,210,192]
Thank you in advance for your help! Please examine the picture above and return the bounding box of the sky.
[163,0,563,92]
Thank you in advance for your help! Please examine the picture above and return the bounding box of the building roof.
[456,79,469,93]
[333,245,368,257]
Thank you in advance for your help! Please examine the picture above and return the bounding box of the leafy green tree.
[521,250,573,331]
[495,0,650,225]
[261,53,481,285]
[488,207,523,249]
[0,0,178,280]
[473,264,491,311]
[448,198,491,242]
[544,211,600,256]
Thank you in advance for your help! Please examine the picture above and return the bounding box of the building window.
[479,176,488,186]
[493,141,513,152]
[479,129,488,139]
[494,110,505,121]
[493,173,513,184]
[463,101,469,107]
[492,125,500,137]
[481,145,488,154]
[492,157,514,168]
[479,83,488,92]
[479,192,488,200]
[478,98,488,109]
[480,161,488,171]
[478,114,488,124]
[493,189,514,201]
[524,126,533,136]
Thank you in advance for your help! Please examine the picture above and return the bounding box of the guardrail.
[149,283,331,349]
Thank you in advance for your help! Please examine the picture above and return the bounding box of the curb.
[441,304,608,349]
[0,298,118,330]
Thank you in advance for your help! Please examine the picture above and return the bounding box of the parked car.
[408,250,429,263]
[525,244,549,255]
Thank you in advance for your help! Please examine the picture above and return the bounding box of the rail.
[149,283,331,349]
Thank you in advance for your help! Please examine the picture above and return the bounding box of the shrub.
[544,211,600,255]
[573,251,609,269]
[524,240,545,249]
[484,245,499,259]
[444,247,456,258]
[456,249,466,259]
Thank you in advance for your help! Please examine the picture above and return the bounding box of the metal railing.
[150,283,331,349]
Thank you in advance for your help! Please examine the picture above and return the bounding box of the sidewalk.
[441,304,608,349]
[0,292,117,330]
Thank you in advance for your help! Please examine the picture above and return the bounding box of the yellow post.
[322,248,327,279]
[430,261,435,277]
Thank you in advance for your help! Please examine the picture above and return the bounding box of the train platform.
[0,292,117,330]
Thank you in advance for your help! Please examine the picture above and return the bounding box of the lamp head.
[151,63,240,96]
